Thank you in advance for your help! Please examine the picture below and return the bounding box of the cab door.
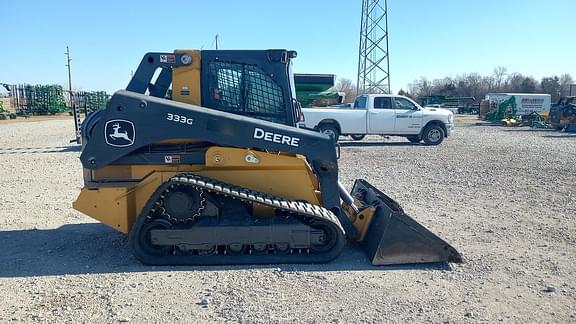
[393,97,423,133]
[367,96,396,133]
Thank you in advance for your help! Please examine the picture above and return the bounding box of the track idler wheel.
[137,219,174,257]
[309,221,341,254]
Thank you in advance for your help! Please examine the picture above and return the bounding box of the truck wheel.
[422,125,445,145]
[406,136,421,143]
[350,134,365,141]
[318,124,340,142]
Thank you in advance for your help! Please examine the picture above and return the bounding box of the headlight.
[448,114,453,123]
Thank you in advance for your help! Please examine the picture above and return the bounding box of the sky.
[1,0,574,95]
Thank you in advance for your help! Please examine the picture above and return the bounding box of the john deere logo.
[105,119,135,147]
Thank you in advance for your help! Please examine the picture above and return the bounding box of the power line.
[66,46,82,144]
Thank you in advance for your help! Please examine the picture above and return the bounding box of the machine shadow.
[0,224,451,278]
[541,134,576,138]
[338,141,418,148]
[501,128,558,133]
[0,145,80,154]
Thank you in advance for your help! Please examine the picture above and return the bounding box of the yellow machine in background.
[549,97,576,130]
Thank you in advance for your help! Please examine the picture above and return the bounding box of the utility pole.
[66,46,82,144]
[357,0,391,95]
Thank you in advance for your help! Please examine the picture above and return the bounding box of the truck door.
[393,97,423,133]
[367,97,396,133]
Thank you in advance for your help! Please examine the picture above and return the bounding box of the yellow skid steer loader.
[74,49,462,265]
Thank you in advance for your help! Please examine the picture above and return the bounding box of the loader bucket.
[351,179,462,265]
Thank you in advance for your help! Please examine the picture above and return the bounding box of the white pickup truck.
[298,94,454,145]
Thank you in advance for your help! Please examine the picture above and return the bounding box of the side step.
[351,179,463,265]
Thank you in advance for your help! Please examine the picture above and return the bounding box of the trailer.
[484,93,551,119]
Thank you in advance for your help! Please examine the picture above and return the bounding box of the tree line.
[334,68,574,103]
[403,67,573,102]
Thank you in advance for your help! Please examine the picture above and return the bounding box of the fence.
[73,90,109,115]
[5,84,109,115]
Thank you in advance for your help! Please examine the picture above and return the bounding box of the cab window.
[205,61,287,124]
[353,96,367,109]
[394,97,417,110]
[374,97,392,109]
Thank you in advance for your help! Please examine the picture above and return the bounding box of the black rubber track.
[129,173,346,265]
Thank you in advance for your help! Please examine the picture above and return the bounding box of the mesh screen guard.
[207,61,287,124]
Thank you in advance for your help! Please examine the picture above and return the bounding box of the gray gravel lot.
[0,117,575,323]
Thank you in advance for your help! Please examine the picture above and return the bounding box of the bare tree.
[411,77,432,98]
[407,82,419,97]
[559,73,574,97]
[427,77,457,96]
[335,78,357,103]
[505,73,524,92]
[520,76,538,93]
[492,66,507,90]
[540,76,561,101]
[468,73,482,93]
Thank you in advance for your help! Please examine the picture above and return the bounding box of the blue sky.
[1,0,574,94]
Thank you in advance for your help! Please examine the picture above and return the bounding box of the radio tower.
[357,0,390,94]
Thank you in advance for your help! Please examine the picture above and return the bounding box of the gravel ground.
[0,117,575,323]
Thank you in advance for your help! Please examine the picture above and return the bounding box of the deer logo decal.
[104,119,135,147]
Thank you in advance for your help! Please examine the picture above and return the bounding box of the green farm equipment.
[294,74,345,107]
[485,96,517,123]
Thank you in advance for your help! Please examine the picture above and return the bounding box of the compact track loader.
[73,49,462,265]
